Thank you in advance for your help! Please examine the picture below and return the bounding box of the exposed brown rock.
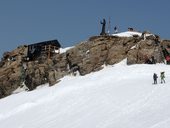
[0,35,169,98]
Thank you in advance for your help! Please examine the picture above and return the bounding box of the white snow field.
[113,31,142,37]
[0,60,170,128]
[112,31,155,38]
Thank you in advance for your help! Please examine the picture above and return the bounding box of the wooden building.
[26,40,61,60]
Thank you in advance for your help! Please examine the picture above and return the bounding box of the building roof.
[28,39,61,48]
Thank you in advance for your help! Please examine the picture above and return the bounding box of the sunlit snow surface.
[0,60,170,128]
[112,31,142,37]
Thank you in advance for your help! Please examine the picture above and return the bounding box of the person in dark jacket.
[153,73,158,84]
[114,26,118,33]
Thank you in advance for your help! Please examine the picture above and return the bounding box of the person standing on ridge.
[153,73,158,84]
[114,26,118,33]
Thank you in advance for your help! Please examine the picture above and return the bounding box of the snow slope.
[112,31,142,37]
[0,61,170,128]
[60,46,73,54]
[112,31,155,38]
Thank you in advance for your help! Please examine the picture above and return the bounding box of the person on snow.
[160,72,165,84]
[153,73,158,84]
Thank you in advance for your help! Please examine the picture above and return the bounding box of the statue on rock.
[100,18,106,36]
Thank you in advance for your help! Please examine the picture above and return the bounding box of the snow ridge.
[0,62,170,128]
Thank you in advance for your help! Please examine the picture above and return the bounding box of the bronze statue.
[100,18,106,35]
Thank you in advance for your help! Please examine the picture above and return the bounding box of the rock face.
[0,35,170,98]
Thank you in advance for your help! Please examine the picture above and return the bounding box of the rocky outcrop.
[65,35,166,74]
[0,35,170,98]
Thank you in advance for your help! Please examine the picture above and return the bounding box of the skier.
[160,72,165,84]
[153,73,158,84]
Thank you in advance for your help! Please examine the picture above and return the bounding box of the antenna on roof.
[107,17,111,35]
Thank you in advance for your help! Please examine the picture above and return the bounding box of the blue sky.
[0,0,170,57]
